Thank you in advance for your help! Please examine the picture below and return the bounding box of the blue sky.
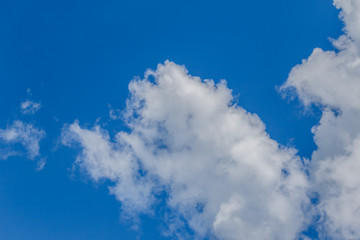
[1,0,359,239]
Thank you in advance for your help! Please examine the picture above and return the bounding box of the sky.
[1,0,359,239]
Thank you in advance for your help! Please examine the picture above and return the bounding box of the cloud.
[20,100,41,114]
[334,0,360,43]
[281,1,360,238]
[36,157,47,171]
[63,61,309,239]
[0,120,45,160]
[62,122,155,216]
[108,104,122,120]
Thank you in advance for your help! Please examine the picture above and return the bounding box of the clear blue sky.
[0,0,345,239]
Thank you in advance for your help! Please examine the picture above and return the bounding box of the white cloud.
[36,157,47,171]
[63,61,309,239]
[108,104,122,120]
[281,1,360,239]
[334,0,360,43]
[21,100,41,114]
[62,122,155,216]
[0,148,19,160]
[0,120,45,160]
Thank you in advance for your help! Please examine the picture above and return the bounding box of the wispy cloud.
[108,104,122,120]
[281,0,360,239]
[35,157,47,171]
[20,100,41,114]
[0,120,45,160]
[63,61,309,239]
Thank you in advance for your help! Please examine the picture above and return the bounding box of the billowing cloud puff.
[0,120,45,159]
[281,0,360,239]
[334,0,360,43]
[63,61,309,239]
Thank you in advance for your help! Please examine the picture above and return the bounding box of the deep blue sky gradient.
[0,0,342,239]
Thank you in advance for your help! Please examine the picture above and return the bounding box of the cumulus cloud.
[63,61,309,239]
[0,120,45,160]
[20,100,41,114]
[281,0,360,238]
[334,0,360,43]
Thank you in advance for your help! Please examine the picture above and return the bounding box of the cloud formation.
[63,61,309,239]
[281,0,360,238]
[0,120,45,160]
[20,100,41,114]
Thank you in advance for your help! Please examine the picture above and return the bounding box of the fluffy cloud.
[334,0,360,43]
[62,123,155,216]
[20,100,41,114]
[0,120,45,160]
[63,61,309,239]
[281,0,360,238]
